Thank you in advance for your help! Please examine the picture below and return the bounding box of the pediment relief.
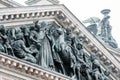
[0,20,112,80]
[0,5,119,79]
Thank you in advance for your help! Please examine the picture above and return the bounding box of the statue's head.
[57,28,63,35]
[20,26,29,33]
[52,27,61,38]
[104,70,110,76]
[35,21,48,32]
[0,25,6,34]
[34,20,41,31]
[16,33,23,40]
[75,31,80,36]
[66,27,72,34]
[40,21,47,28]
[76,43,83,50]
[90,54,97,61]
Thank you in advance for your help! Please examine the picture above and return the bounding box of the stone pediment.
[0,0,23,8]
[0,4,120,80]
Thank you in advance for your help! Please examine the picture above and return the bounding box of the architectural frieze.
[0,4,119,80]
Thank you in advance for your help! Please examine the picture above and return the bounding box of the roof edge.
[1,0,23,7]
[25,0,59,5]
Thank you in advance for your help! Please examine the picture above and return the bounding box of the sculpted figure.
[100,16,111,40]
[0,25,5,53]
[75,43,84,80]
[82,17,100,35]
[63,27,76,78]
[99,9,118,48]
[21,26,31,47]
[0,25,14,56]
[90,54,102,80]
[6,28,16,45]
[7,27,23,45]
[50,26,65,74]
[33,21,55,70]
[29,21,43,65]
[74,35,91,80]
[75,43,88,80]
[29,23,41,49]
[12,33,37,63]
[102,70,110,80]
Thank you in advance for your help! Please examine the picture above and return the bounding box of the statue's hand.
[0,33,2,37]
[37,42,41,47]
[6,43,11,49]
[3,35,7,39]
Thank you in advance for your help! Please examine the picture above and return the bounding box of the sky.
[15,0,120,47]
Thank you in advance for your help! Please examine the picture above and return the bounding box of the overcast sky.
[15,0,120,47]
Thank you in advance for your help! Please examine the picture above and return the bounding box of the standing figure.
[100,9,111,41]
[74,34,91,80]
[75,43,90,80]
[50,26,65,74]
[33,21,55,70]
[90,54,102,80]
[99,9,118,48]
[100,16,111,40]
[29,21,43,65]
[63,27,76,78]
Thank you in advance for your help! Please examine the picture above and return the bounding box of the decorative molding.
[0,53,70,80]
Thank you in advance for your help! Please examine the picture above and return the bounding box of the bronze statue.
[34,21,55,70]
[11,33,37,63]
[0,25,14,56]
[63,27,76,78]
[50,26,66,74]
[90,54,102,80]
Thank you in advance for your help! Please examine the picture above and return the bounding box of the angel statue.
[82,17,100,35]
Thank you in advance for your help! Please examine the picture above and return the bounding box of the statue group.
[0,21,110,80]
[83,9,118,48]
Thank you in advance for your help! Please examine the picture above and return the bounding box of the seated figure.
[12,33,37,63]
[0,25,14,56]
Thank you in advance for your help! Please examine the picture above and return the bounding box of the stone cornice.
[0,53,70,80]
[25,0,59,5]
[106,46,120,57]
[0,4,119,79]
